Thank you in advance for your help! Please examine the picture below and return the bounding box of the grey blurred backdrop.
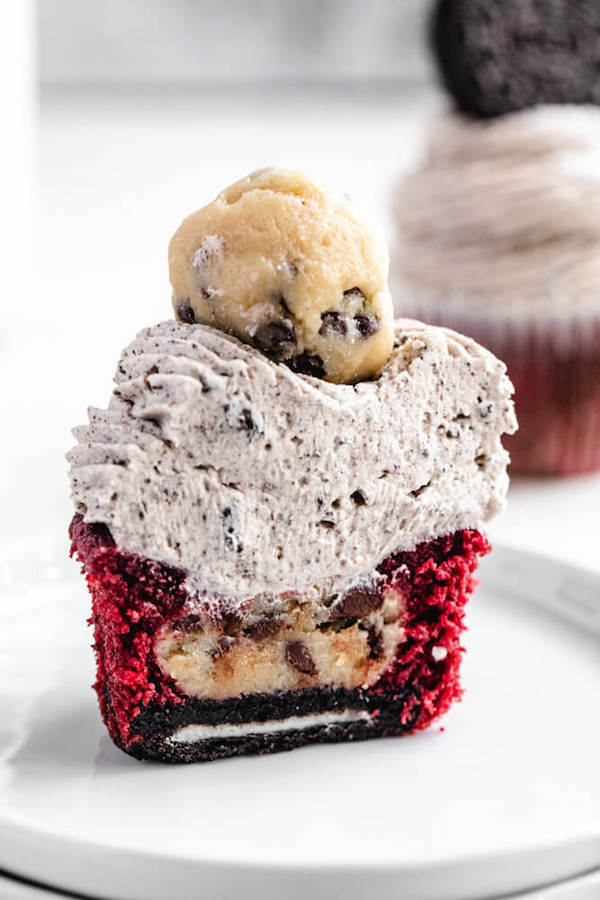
[39,0,434,88]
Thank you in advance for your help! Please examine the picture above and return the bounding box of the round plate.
[0,543,599,900]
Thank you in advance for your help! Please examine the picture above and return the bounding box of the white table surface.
[1,85,598,570]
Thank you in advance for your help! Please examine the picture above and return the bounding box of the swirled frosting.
[69,320,515,600]
[392,106,600,317]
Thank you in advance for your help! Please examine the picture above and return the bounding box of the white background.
[1,3,599,571]
[39,0,432,87]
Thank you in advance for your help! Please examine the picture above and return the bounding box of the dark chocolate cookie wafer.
[431,0,600,118]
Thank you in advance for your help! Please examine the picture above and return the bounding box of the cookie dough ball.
[169,168,393,384]
[432,0,600,118]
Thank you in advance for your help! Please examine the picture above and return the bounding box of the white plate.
[0,542,599,900]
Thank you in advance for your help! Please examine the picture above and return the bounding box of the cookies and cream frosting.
[69,319,515,601]
[392,106,600,317]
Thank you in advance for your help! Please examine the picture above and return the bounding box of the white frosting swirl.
[392,106,600,318]
[69,320,515,600]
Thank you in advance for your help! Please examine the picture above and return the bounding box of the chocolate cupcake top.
[392,106,600,316]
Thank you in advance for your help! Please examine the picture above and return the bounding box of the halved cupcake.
[69,169,515,762]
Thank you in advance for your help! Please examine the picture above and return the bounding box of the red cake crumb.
[69,514,489,759]
[70,515,189,747]
[374,528,488,732]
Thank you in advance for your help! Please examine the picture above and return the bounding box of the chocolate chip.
[343,287,366,302]
[319,311,348,337]
[285,640,317,676]
[332,584,383,619]
[177,300,196,324]
[254,320,296,360]
[367,625,384,660]
[172,614,202,633]
[220,611,243,636]
[288,353,326,378]
[350,490,366,505]
[354,314,379,338]
[245,614,282,641]
[212,636,235,659]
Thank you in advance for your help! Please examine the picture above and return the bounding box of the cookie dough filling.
[169,168,394,384]
[155,583,403,701]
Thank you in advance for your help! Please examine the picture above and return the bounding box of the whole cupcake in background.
[391,0,600,476]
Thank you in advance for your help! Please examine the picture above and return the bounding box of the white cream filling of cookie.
[167,709,372,744]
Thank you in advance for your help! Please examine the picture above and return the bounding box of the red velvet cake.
[70,516,488,761]
[68,170,516,763]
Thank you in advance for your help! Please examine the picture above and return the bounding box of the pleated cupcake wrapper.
[392,295,600,476]
[392,292,600,354]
